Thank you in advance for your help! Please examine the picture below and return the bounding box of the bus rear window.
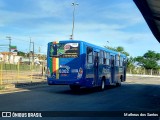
[49,43,79,58]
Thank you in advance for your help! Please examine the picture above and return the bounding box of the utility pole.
[32,41,34,65]
[29,38,30,64]
[71,2,79,40]
[6,36,11,63]
[29,38,34,65]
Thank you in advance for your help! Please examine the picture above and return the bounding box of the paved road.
[0,77,160,120]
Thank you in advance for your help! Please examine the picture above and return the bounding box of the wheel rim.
[102,81,105,90]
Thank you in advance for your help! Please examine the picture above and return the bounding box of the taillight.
[77,68,83,79]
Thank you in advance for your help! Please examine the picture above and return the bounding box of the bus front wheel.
[69,85,80,91]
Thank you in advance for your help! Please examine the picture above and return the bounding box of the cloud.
[0,0,6,8]
[0,20,157,57]
[99,2,144,27]
[35,0,71,17]
[0,0,75,30]
[0,0,159,57]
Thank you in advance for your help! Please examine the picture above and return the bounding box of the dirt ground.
[126,75,160,85]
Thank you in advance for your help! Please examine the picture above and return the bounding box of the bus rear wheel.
[69,85,80,91]
[116,82,121,87]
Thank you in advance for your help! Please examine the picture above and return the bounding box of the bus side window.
[120,57,123,66]
[115,55,120,66]
[87,47,93,64]
[106,52,110,66]
[100,51,104,64]
[123,58,126,66]
[49,45,53,56]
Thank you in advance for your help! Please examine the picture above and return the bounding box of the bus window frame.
[100,50,104,64]
[49,42,80,58]
[103,52,107,65]
[106,52,110,66]
[123,58,127,66]
[115,55,120,66]
[87,47,93,64]
[120,56,123,66]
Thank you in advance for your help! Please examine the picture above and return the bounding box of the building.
[0,52,22,64]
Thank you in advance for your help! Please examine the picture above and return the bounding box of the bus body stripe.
[56,58,59,79]
[52,41,59,79]
[49,58,53,74]
[56,41,59,79]
[52,58,56,73]
[52,58,59,79]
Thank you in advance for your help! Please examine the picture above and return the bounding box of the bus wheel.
[120,75,123,82]
[100,80,105,91]
[69,85,80,91]
[116,82,121,87]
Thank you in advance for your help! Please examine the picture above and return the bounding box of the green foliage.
[0,63,40,71]
[17,51,26,56]
[0,86,5,90]
[104,46,129,56]
[135,50,160,70]
[116,46,124,52]
[105,46,116,51]
[127,56,135,70]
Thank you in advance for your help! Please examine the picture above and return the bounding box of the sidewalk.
[126,74,160,85]
[127,74,160,78]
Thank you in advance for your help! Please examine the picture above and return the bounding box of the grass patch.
[0,63,41,71]
[0,85,5,90]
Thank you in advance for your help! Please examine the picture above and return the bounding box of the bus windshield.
[49,42,79,58]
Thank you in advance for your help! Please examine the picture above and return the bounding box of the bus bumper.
[47,78,84,86]
[47,78,94,88]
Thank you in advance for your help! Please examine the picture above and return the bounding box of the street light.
[71,2,79,40]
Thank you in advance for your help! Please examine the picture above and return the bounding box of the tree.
[104,46,129,56]
[127,56,135,68]
[135,50,160,69]
[17,51,26,57]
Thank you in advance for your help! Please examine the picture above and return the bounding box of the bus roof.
[49,40,126,57]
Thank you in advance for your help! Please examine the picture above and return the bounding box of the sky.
[0,0,159,57]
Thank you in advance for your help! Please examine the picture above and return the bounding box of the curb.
[127,74,160,78]
[15,81,47,88]
[0,81,48,94]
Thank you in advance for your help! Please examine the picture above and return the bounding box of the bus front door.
[111,55,115,83]
[94,52,99,86]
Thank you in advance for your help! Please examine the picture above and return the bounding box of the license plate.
[61,74,68,76]
[59,69,69,73]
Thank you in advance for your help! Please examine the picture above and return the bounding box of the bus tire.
[116,82,121,87]
[69,85,80,91]
[120,75,123,82]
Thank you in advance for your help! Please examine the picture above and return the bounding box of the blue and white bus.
[47,40,127,90]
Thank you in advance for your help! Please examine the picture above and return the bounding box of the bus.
[47,40,127,91]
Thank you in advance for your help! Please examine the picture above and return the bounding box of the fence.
[1,63,160,86]
[127,68,160,76]
[0,62,46,85]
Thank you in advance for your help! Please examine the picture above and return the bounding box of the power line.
[11,37,30,43]
[0,36,47,55]
[0,45,8,46]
